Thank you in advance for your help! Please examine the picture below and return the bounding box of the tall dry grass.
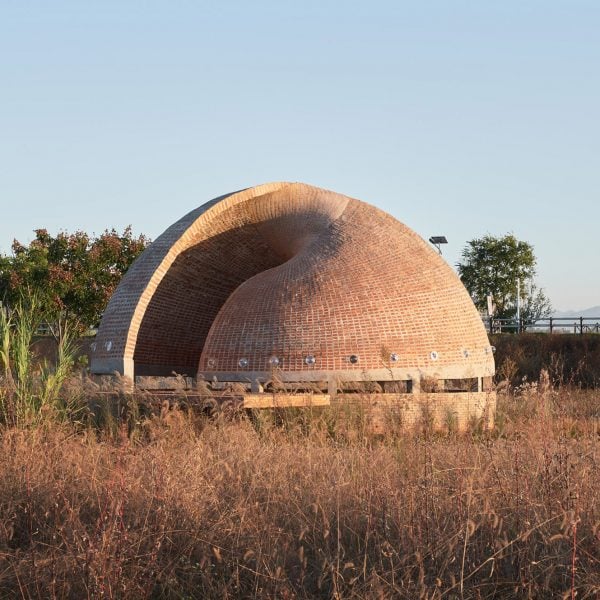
[0,377,599,599]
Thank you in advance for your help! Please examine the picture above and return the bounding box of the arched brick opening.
[133,224,288,376]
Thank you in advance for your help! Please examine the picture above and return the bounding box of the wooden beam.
[242,394,330,409]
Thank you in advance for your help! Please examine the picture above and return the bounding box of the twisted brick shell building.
[91,182,494,398]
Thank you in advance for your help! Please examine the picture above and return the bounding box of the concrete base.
[331,391,496,433]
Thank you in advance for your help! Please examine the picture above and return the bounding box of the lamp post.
[429,236,448,255]
[516,278,521,333]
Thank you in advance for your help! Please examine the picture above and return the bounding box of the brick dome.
[91,182,494,388]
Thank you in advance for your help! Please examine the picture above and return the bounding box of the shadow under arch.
[133,223,290,377]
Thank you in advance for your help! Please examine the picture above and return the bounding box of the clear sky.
[1,1,598,311]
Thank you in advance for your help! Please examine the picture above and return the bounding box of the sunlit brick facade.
[91,182,495,390]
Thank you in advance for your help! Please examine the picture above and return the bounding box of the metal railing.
[32,318,600,337]
[484,316,600,334]
[34,323,98,337]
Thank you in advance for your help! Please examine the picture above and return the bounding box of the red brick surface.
[91,183,494,382]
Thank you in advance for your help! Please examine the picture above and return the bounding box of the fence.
[484,316,600,335]
[32,318,600,337]
[34,324,98,337]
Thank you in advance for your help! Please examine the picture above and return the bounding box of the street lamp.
[429,236,448,255]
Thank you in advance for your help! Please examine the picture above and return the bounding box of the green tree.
[520,282,554,329]
[0,227,148,339]
[457,233,552,324]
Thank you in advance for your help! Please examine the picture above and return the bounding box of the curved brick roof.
[90,182,494,382]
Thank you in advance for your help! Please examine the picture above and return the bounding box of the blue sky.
[1,1,598,310]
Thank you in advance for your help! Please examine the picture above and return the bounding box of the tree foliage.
[457,233,552,323]
[519,283,554,328]
[0,227,148,337]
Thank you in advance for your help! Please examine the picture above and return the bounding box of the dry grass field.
[1,306,600,598]
[1,374,600,599]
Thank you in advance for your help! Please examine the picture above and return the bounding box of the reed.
[0,298,78,426]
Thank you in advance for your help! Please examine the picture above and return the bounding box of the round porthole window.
[305,355,316,366]
[105,341,112,352]
[462,349,470,358]
[269,356,280,366]
[430,351,439,361]
[207,358,217,368]
[349,354,359,364]
[390,353,399,362]
[238,357,249,368]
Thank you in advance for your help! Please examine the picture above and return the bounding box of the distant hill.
[553,306,600,318]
